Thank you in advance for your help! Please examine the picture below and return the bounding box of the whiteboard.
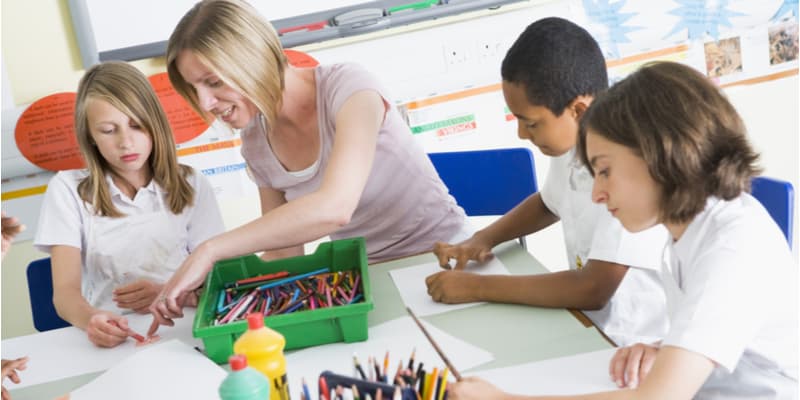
[68,0,525,68]
[83,0,368,53]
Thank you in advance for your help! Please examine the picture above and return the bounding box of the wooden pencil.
[405,307,462,381]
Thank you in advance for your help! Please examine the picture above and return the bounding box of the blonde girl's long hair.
[74,61,195,217]
[166,0,287,130]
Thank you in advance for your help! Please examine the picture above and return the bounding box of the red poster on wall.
[14,92,84,171]
[284,49,319,67]
[148,72,210,144]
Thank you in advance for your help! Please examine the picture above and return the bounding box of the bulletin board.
[67,0,527,68]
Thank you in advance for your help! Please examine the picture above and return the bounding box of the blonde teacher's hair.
[167,0,287,130]
[74,61,195,217]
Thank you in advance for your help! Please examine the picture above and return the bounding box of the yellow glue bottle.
[234,313,290,400]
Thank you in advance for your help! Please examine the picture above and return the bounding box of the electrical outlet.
[443,43,470,70]
[477,39,503,61]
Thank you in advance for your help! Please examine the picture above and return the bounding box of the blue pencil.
[256,267,330,291]
[302,377,311,400]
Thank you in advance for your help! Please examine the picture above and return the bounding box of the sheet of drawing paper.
[473,348,618,395]
[285,316,494,398]
[1,309,200,389]
[389,258,510,316]
[69,339,225,400]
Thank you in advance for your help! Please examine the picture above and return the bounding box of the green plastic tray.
[193,237,373,364]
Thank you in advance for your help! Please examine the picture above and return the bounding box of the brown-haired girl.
[450,61,797,399]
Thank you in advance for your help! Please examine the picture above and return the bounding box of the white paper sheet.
[389,258,510,316]
[67,339,226,400]
[473,348,618,395]
[1,309,200,389]
[285,316,494,398]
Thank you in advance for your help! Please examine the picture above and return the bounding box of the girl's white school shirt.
[34,169,225,313]
[540,148,669,346]
[661,194,798,399]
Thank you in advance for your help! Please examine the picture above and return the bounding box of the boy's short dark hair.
[578,61,761,224]
[501,17,608,116]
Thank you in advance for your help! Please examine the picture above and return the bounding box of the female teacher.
[149,0,467,330]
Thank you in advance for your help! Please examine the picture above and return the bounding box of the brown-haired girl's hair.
[166,0,287,130]
[74,61,195,217]
[578,61,761,224]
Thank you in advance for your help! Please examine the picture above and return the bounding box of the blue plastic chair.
[751,176,794,248]
[429,148,538,248]
[26,257,71,331]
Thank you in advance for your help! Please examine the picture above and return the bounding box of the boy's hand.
[425,270,482,304]
[113,280,164,313]
[86,312,130,348]
[2,356,29,400]
[447,377,508,400]
[609,343,660,389]
[432,236,493,270]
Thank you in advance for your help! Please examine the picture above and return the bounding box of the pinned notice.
[148,72,209,144]
[14,92,83,171]
[284,49,320,68]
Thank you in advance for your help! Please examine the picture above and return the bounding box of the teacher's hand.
[147,244,216,336]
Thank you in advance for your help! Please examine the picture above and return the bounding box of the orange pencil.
[426,368,438,400]
[383,351,390,379]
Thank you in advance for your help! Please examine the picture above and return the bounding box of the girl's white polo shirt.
[662,194,797,398]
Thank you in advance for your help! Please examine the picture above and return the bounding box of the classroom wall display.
[3,0,798,244]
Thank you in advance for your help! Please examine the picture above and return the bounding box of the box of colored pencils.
[193,237,373,364]
[308,350,451,400]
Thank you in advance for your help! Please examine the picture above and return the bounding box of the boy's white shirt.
[539,148,669,346]
[661,194,798,399]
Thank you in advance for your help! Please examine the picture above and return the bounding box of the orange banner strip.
[606,44,691,68]
[177,138,242,157]
[1,184,48,201]
[721,68,798,88]
[406,83,502,110]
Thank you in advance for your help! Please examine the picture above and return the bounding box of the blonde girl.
[34,61,224,348]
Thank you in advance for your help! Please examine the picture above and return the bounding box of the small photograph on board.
[704,37,743,78]
[768,19,799,65]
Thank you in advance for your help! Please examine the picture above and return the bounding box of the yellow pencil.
[437,368,449,400]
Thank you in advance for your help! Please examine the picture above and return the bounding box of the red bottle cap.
[246,313,264,330]
[229,354,248,371]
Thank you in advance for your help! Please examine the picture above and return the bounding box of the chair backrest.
[26,257,71,331]
[428,148,538,216]
[751,176,795,247]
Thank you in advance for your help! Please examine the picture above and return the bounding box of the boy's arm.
[427,259,628,310]
[476,193,559,246]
